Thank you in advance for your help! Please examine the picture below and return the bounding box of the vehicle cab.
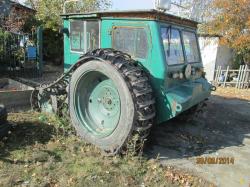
[61,10,212,124]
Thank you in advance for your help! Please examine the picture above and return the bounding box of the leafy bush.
[0,28,12,64]
[43,28,64,65]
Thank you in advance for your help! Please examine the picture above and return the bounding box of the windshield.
[161,27,184,65]
[161,27,200,65]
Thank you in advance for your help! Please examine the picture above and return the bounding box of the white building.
[199,35,233,82]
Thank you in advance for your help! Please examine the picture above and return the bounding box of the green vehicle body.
[61,10,212,124]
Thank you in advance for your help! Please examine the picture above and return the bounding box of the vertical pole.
[215,66,220,84]
[223,66,229,88]
[247,68,250,89]
[244,67,248,89]
[214,67,218,84]
[217,66,221,85]
[236,66,242,89]
[239,65,245,89]
[217,66,222,85]
[37,26,43,76]
[242,65,248,89]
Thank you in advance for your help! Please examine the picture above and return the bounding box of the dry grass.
[0,113,213,187]
[214,87,250,100]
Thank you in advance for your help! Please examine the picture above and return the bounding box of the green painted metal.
[74,71,121,138]
[62,11,212,124]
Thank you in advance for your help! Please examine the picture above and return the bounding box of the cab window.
[70,21,84,52]
[182,31,200,63]
[161,27,185,65]
[113,27,148,59]
[86,21,100,52]
[70,20,100,53]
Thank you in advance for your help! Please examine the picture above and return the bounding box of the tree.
[202,0,250,65]
[168,0,213,22]
[23,0,110,64]
[0,0,11,29]
[25,0,111,30]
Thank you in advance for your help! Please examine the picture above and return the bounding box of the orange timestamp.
[196,157,235,165]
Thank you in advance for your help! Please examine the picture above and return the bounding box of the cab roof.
[61,9,198,28]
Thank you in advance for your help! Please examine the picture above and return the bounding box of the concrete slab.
[0,78,34,112]
[146,94,250,187]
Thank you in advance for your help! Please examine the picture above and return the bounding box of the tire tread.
[84,49,156,155]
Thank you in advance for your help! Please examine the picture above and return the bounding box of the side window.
[113,27,148,59]
[161,27,184,65]
[70,21,84,52]
[70,20,100,53]
[182,31,200,63]
[86,21,100,52]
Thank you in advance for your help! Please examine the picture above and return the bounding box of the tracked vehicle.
[32,8,214,155]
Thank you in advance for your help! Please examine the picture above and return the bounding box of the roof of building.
[10,0,35,12]
[61,9,198,28]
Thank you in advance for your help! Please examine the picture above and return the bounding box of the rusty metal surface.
[61,10,198,28]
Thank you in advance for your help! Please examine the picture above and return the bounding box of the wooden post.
[236,65,242,89]
[247,69,250,89]
[242,66,248,89]
[223,66,229,88]
[240,66,245,89]
[247,68,250,89]
[214,68,218,84]
[215,66,219,84]
[239,65,243,89]
[239,65,246,89]
[217,66,222,85]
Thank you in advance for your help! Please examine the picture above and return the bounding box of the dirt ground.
[146,87,250,187]
[0,115,212,187]
[0,87,249,186]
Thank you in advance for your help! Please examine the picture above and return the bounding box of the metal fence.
[0,31,41,78]
[214,65,250,89]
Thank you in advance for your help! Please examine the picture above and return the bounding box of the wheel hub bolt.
[107,99,112,105]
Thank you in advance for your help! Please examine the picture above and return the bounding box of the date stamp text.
[196,157,235,165]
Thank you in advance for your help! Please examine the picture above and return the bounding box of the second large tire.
[69,49,156,155]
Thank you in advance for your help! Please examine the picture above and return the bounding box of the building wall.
[1,2,35,33]
[199,36,233,82]
[215,44,233,68]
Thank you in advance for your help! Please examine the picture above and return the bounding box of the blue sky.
[112,0,154,10]
[19,0,155,10]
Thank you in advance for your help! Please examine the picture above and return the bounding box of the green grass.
[0,112,213,187]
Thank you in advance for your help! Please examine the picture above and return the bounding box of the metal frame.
[181,30,201,64]
[160,25,186,66]
[214,65,250,89]
[159,23,201,67]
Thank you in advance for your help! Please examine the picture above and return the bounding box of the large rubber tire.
[69,49,156,155]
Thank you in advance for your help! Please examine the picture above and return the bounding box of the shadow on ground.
[0,121,58,163]
[145,95,250,159]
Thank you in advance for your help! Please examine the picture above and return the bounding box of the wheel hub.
[98,88,119,112]
[75,72,121,138]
